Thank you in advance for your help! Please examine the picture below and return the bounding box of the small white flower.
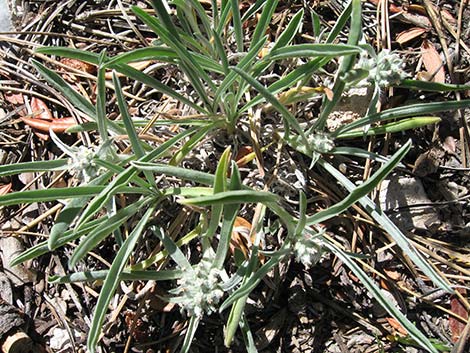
[171,254,224,317]
[356,49,408,87]
[293,234,325,268]
[308,132,335,153]
[50,130,112,182]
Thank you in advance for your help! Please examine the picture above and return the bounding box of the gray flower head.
[171,254,224,317]
[293,233,325,268]
[50,130,109,182]
[308,132,335,153]
[357,49,408,87]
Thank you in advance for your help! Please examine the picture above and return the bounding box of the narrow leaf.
[87,205,156,352]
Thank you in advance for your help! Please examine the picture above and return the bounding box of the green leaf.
[105,46,177,67]
[96,51,109,141]
[204,147,231,244]
[112,62,207,114]
[180,316,201,353]
[112,72,156,187]
[325,0,352,43]
[312,0,362,130]
[36,46,100,64]
[306,140,411,225]
[69,198,152,268]
[216,0,232,34]
[333,99,470,137]
[153,227,192,270]
[239,315,258,353]
[0,159,68,177]
[113,73,145,158]
[331,147,398,164]
[240,0,265,23]
[250,0,279,48]
[0,186,104,206]
[32,60,96,118]
[211,28,229,74]
[318,159,453,293]
[294,191,307,237]
[213,162,242,269]
[185,0,213,36]
[87,205,156,352]
[398,79,470,92]
[230,0,243,51]
[134,4,216,104]
[224,292,249,347]
[48,269,181,283]
[310,9,321,38]
[180,190,279,206]
[267,44,360,60]
[49,173,111,250]
[271,9,304,51]
[132,162,216,185]
[105,47,223,74]
[336,116,442,139]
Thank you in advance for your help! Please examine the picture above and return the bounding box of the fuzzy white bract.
[67,145,103,182]
[357,49,408,87]
[308,132,335,153]
[293,234,325,268]
[49,130,112,182]
[172,256,224,317]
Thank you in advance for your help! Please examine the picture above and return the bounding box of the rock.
[0,299,25,337]
[0,237,35,286]
[0,272,13,304]
[379,175,441,231]
[0,0,12,32]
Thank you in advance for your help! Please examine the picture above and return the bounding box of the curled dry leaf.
[235,146,254,167]
[59,58,97,83]
[408,4,456,24]
[383,269,401,281]
[0,183,12,195]
[420,39,446,83]
[396,27,427,45]
[450,288,468,342]
[386,317,408,336]
[4,92,24,105]
[60,58,97,74]
[30,97,53,120]
[368,0,402,13]
[230,216,252,259]
[21,116,76,134]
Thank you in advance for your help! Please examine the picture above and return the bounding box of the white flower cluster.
[50,131,109,182]
[308,132,335,153]
[356,49,408,87]
[67,145,103,182]
[293,234,325,268]
[172,256,224,317]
